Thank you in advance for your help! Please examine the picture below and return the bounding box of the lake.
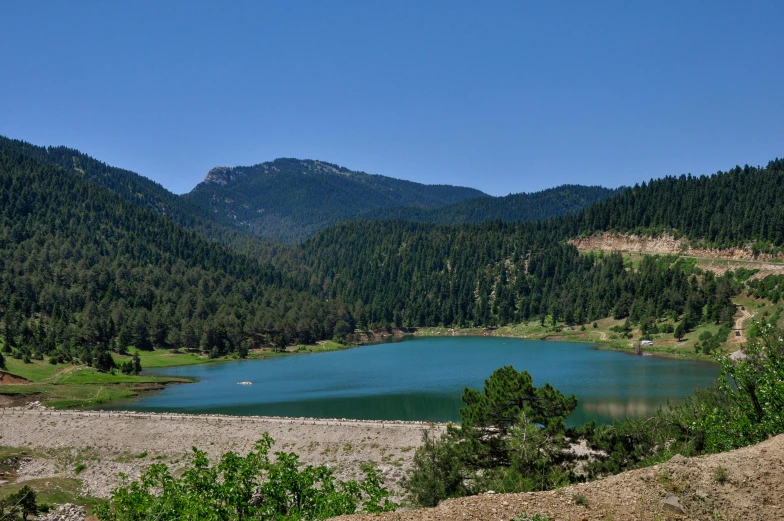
[116,337,720,425]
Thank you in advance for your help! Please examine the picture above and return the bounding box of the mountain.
[0,145,353,365]
[183,158,488,243]
[288,159,784,331]
[0,133,776,363]
[362,184,621,225]
[0,136,269,258]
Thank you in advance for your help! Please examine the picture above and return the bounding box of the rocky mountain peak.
[203,166,236,185]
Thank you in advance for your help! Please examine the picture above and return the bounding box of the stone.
[661,494,685,515]
[668,454,687,465]
[38,503,86,521]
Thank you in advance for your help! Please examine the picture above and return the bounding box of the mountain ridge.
[362,184,622,225]
[185,157,622,243]
[184,157,489,243]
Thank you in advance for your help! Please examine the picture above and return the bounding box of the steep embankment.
[572,233,784,278]
[571,233,784,261]
[337,433,784,521]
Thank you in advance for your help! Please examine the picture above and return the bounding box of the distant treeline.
[362,185,620,225]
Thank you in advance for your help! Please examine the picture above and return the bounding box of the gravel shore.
[0,409,436,499]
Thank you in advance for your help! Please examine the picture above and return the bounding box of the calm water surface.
[117,337,719,424]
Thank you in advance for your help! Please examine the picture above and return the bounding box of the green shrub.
[95,433,395,520]
[713,466,729,484]
[699,321,784,452]
[512,514,551,521]
[574,493,589,506]
[403,430,468,507]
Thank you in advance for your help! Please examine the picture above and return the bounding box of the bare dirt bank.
[572,233,784,278]
[336,432,784,521]
[0,409,434,499]
[0,371,30,385]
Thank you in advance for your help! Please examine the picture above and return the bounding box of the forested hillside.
[0,147,354,366]
[184,158,487,243]
[363,185,620,225]
[566,161,784,248]
[299,220,738,333]
[0,136,269,257]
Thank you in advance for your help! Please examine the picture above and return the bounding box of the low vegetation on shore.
[93,433,397,520]
[3,318,779,519]
[403,318,784,508]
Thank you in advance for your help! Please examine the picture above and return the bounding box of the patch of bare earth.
[336,433,784,521]
[571,233,784,278]
[0,371,31,385]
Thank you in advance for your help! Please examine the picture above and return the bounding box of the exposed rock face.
[203,166,237,185]
[38,503,86,521]
[571,232,784,262]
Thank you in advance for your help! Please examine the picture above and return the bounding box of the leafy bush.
[699,321,784,452]
[95,433,395,521]
[713,466,729,484]
[512,514,551,521]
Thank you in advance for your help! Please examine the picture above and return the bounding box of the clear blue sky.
[2,1,782,196]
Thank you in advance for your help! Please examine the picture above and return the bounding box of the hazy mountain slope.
[0,136,269,257]
[183,158,488,243]
[362,184,621,224]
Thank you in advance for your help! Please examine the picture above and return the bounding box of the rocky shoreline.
[0,409,434,501]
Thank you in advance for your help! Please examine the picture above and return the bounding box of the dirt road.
[730,306,754,346]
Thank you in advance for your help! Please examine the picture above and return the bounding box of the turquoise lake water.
[116,336,720,424]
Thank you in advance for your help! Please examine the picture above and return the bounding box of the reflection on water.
[115,337,720,425]
[578,400,660,423]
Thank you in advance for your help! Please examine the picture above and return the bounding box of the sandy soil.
[337,432,784,521]
[0,409,434,499]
